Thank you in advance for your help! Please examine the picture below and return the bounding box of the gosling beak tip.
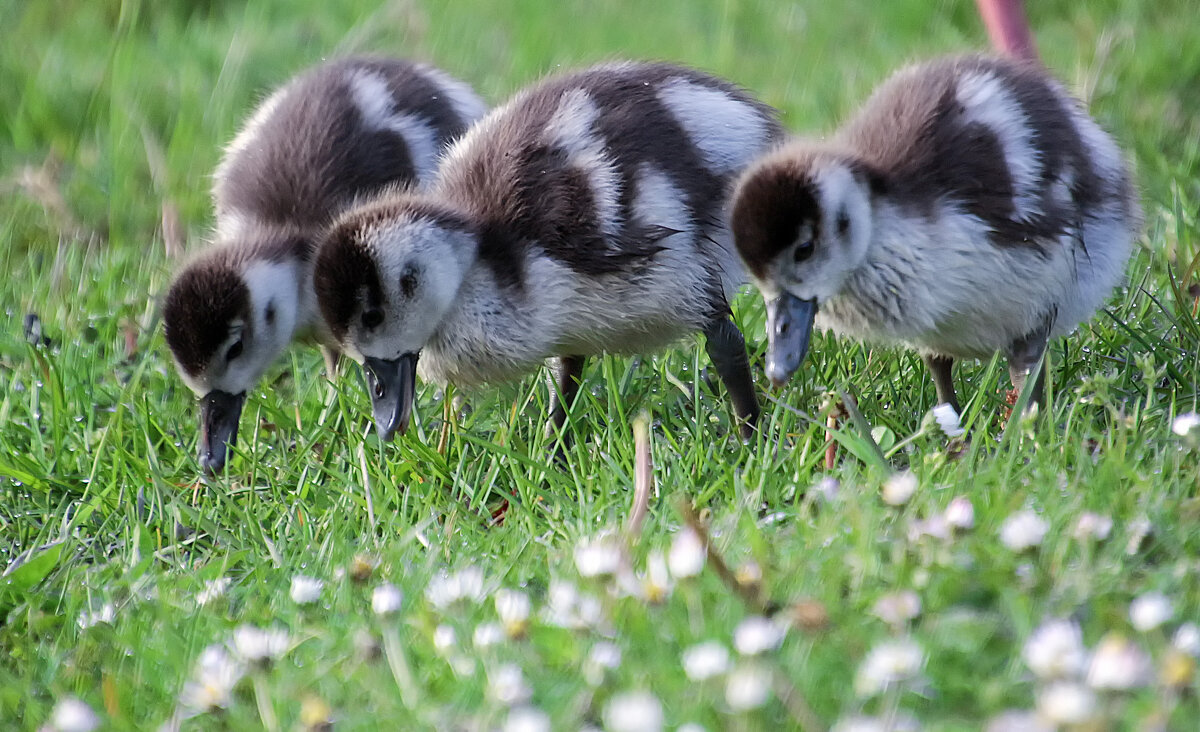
[363,353,418,442]
[764,294,818,387]
[198,390,246,474]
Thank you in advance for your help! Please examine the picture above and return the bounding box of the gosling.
[731,54,1139,412]
[162,57,485,473]
[312,61,783,445]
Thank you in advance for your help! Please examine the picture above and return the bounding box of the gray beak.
[199,390,246,474]
[363,353,418,442]
[764,294,818,388]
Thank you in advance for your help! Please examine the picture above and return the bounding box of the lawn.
[2,0,1199,729]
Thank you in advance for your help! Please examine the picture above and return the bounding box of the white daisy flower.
[432,624,457,654]
[854,638,924,697]
[932,403,965,437]
[542,579,604,630]
[1022,618,1087,680]
[1172,623,1200,656]
[179,644,244,716]
[585,641,622,685]
[504,706,551,732]
[574,534,623,578]
[1086,633,1151,689]
[371,582,403,616]
[1125,516,1152,555]
[907,515,950,542]
[881,471,917,506]
[228,625,289,667]
[289,575,323,605]
[812,477,841,502]
[871,591,921,626]
[724,663,772,711]
[1036,682,1096,725]
[47,697,99,732]
[495,588,532,638]
[473,622,505,649]
[603,690,663,732]
[999,510,1048,552]
[944,496,975,530]
[195,577,231,607]
[353,628,381,661]
[984,710,1053,732]
[733,615,785,656]
[682,641,731,682]
[642,550,673,603]
[347,554,378,583]
[487,663,532,706]
[589,641,622,671]
[542,579,582,628]
[425,565,486,609]
[576,594,604,628]
[1171,412,1200,436]
[1129,591,1173,632]
[1071,512,1113,542]
[667,528,706,578]
[735,560,763,589]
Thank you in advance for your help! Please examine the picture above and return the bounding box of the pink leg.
[975,0,1039,61]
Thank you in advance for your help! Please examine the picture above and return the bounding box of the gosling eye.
[399,266,419,298]
[793,240,815,263]
[361,308,384,330]
[225,340,244,362]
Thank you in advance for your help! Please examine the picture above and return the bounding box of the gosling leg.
[921,354,959,412]
[704,316,760,441]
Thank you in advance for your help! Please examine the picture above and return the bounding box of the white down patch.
[351,217,475,362]
[635,162,741,299]
[213,210,255,242]
[543,88,624,240]
[1068,103,1127,184]
[414,63,488,126]
[821,196,1123,360]
[657,79,770,175]
[556,164,712,354]
[430,163,719,378]
[956,72,1043,223]
[202,258,303,395]
[348,70,442,184]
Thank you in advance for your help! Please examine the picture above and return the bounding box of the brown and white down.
[731,54,1140,411]
[312,61,784,445]
[162,57,486,472]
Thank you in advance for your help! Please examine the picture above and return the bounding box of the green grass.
[3,0,1200,729]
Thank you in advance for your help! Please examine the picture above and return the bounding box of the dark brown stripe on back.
[437,62,781,298]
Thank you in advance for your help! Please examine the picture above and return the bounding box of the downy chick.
[313,61,783,445]
[731,55,1139,411]
[163,56,485,472]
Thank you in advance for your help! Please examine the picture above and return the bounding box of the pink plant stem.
[975,0,1039,61]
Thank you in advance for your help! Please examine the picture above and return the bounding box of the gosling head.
[731,151,875,387]
[163,239,305,473]
[314,195,477,441]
